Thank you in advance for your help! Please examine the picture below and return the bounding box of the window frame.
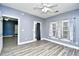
[61,20,70,42]
[49,22,58,39]
[49,20,71,42]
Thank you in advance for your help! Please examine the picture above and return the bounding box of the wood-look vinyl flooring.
[0,37,79,56]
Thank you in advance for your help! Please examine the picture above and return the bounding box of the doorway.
[3,16,18,48]
[33,21,42,41]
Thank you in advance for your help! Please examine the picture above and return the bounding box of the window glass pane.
[53,27,56,30]
[53,24,56,27]
[63,27,68,30]
[52,23,57,37]
[53,31,56,36]
[52,24,56,30]
[63,22,68,26]
[63,31,68,38]
[62,21,69,39]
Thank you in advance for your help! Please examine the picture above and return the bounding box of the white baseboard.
[18,39,36,45]
[0,46,2,54]
[18,38,44,45]
[41,38,45,40]
[43,38,79,50]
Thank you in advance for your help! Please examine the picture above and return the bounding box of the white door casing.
[2,15,20,45]
[33,21,42,40]
[0,16,3,53]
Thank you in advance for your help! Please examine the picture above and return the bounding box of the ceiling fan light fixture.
[42,7,48,13]
[34,3,58,14]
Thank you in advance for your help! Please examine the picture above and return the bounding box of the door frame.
[0,16,3,53]
[33,21,42,41]
[2,15,20,45]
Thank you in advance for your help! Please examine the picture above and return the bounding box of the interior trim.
[0,46,2,53]
[2,14,20,45]
[18,38,44,45]
[42,38,79,50]
[18,39,36,45]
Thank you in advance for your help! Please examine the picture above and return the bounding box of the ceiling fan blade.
[48,4,58,8]
[47,8,53,12]
[47,9,59,14]
[33,7,43,10]
[54,10,59,13]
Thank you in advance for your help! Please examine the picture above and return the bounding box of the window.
[49,22,58,39]
[49,20,70,41]
[62,20,69,39]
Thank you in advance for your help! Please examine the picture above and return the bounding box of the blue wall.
[0,5,44,43]
[44,9,79,46]
[0,4,79,47]
[3,21,15,36]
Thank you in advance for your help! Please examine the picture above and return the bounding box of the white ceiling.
[2,3,79,18]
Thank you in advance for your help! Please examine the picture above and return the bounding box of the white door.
[0,16,3,53]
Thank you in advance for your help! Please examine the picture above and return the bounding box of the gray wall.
[0,5,44,43]
[43,9,79,46]
[75,18,79,45]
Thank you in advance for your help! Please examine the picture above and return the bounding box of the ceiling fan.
[34,3,59,14]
